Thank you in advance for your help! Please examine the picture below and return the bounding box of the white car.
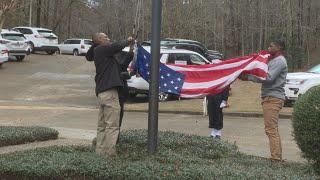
[125,46,211,101]
[284,64,320,105]
[0,44,9,67]
[59,39,93,56]
[12,27,59,55]
[0,29,28,61]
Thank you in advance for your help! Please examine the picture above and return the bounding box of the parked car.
[0,44,9,67]
[59,38,93,56]
[284,64,320,106]
[125,46,211,101]
[12,26,59,55]
[0,29,28,61]
[141,38,223,61]
[163,42,223,61]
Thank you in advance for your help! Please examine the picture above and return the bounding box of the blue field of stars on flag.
[135,45,185,95]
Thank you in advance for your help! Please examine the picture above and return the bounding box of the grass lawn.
[0,130,316,179]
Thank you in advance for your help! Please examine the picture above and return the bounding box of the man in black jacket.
[86,33,134,158]
[86,38,134,127]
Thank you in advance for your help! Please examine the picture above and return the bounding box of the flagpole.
[148,0,162,154]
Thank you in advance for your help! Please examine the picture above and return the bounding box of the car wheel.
[73,49,79,56]
[15,55,25,61]
[159,92,170,101]
[46,50,56,55]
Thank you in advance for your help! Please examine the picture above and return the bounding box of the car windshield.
[190,54,207,65]
[1,34,25,41]
[308,64,320,73]
[37,30,53,37]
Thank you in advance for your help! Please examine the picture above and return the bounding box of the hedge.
[292,86,320,174]
[0,130,317,179]
[0,126,59,147]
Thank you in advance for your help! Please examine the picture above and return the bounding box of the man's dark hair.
[273,38,285,50]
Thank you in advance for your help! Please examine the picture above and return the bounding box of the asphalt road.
[0,54,304,162]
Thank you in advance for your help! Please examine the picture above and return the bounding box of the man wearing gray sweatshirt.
[240,39,287,161]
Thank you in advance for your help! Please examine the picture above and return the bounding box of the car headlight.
[286,79,306,85]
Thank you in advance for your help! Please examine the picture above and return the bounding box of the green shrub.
[292,86,320,174]
[0,130,317,179]
[0,126,59,147]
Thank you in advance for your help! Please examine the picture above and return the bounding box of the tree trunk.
[52,0,58,29]
[52,0,74,32]
[43,0,50,27]
[36,0,41,27]
[67,3,72,38]
[240,1,245,56]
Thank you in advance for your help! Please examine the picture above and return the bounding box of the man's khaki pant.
[96,89,120,158]
[261,96,284,160]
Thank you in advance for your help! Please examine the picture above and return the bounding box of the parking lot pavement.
[0,54,304,162]
[0,54,97,107]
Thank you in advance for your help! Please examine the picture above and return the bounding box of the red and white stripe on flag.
[167,51,269,98]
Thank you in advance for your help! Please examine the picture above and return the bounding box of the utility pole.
[148,0,162,154]
[29,0,33,27]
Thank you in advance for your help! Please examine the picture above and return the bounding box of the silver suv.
[59,39,93,56]
[0,29,28,61]
[12,27,59,55]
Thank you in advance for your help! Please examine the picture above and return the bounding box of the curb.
[124,109,292,119]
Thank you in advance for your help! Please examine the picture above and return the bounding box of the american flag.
[136,44,185,95]
[135,45,269,98]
